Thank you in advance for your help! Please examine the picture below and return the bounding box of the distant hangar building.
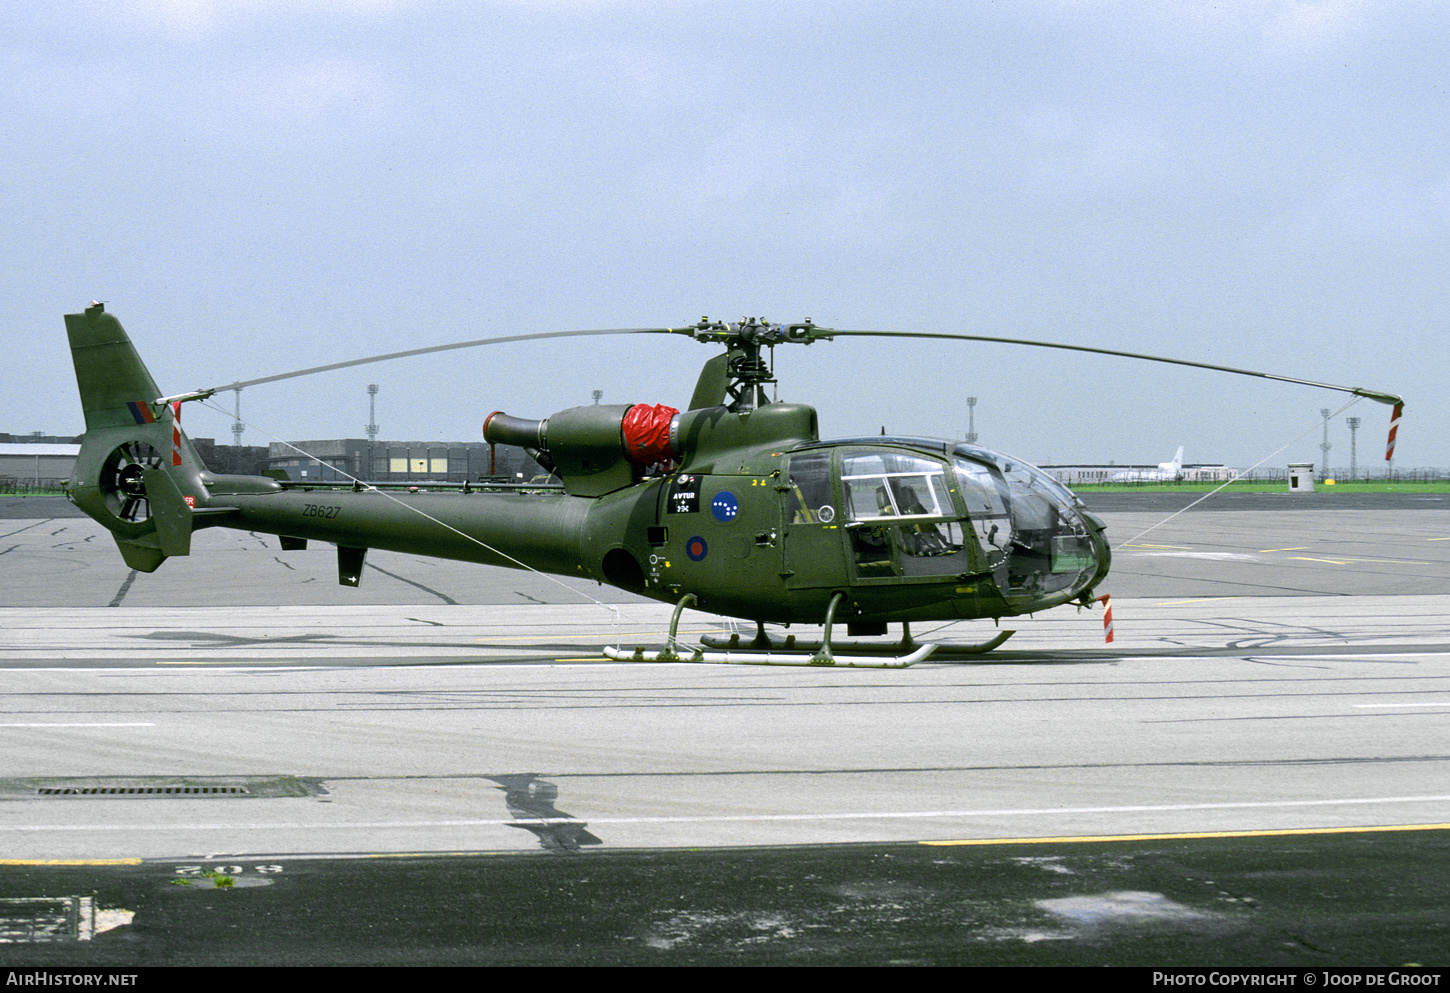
[0,435,269,489]
[267,439,546,483]
[1,433,545,489]
[1038,462,1238,486]
[0,442,80,486]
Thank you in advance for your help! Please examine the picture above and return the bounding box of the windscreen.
[952,446,1098,599]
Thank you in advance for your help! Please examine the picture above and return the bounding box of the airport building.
[0,435,272,491]
[1,428,546,489]
[1038,463,1238,486]
[0,442,80,488]
[0,428,1243,492]
[266,439,546,483]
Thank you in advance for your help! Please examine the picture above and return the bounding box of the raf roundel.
[686,536,708,561]
[710,491,739,523]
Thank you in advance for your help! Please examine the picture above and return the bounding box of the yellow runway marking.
[921,822,1450,847]
[1260,546,1311,553]
[0,858,145,866]
[468,629,717,645]
[1289,556,1430,566]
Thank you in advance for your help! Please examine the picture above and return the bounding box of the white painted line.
[0,722,155,727]
[1353,702,1450,708]
[6,794,1448,833]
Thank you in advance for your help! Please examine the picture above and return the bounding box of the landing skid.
[602,643,935,668]
[602,592,1015,668]
[699,627,1015,660]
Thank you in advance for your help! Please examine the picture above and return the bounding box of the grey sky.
[6,1,1443,471]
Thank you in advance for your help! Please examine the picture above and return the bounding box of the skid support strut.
[809,592,845,665]
[655,592,697,663]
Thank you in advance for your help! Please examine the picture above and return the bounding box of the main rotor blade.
[209,327,677,393]
[828,330,1404,407]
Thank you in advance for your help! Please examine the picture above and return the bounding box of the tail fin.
[1159,446,1185,482]
[65,303,203,571]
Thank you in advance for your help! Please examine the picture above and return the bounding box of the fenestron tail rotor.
[98,441,164,524]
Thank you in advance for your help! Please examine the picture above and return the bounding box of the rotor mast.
[677,317,824,412]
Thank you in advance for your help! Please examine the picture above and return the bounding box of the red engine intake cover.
[621,403,679,466]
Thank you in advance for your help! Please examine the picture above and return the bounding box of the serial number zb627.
[301,503,342,519]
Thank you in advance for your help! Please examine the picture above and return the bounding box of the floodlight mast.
[231,388,243,446]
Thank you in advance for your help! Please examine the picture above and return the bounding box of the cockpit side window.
[841,452,955,521]
[840,450,976,580]
[784,450,836,524]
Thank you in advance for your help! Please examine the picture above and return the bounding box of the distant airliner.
[1111,446,1184,482]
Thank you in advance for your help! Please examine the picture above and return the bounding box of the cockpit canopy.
[949,443,1100,601]
[785,441,1102,605]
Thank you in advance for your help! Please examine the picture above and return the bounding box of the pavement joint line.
[1354,701,1450,707]
[0,722,156,727]
[7,795,1450,833]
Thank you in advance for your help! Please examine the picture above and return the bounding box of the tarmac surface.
[1,492,1448,966]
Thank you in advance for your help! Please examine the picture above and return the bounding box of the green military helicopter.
[62,303,1403,666]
